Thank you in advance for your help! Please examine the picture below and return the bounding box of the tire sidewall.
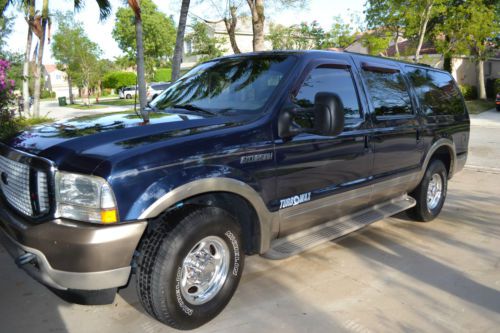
[152,208,244,329]
[422,160,448,218]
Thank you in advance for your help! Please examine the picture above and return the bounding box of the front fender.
[128,168,275,254]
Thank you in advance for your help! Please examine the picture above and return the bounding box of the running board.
[263,195,416,260]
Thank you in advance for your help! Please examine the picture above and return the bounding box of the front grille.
[0,153,50,218]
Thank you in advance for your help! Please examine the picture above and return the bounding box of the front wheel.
[136,207,244,330]
[408,159,448,222]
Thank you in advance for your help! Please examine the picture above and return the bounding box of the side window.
[407,68,464,116]
[294,66,362,122]
[362,66,413,117]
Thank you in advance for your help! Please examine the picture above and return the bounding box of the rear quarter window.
[406,67,465,116]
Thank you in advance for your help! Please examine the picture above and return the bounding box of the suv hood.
[5,111,246,173]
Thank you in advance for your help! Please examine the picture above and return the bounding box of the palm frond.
[73,0,112,21]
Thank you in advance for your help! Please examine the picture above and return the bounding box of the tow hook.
[15,253,36,266]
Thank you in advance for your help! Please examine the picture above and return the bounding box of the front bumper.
[0,203,146,291]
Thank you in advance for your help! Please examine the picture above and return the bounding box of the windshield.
[151,54,297,115]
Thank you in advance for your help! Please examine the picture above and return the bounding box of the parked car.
[119,86,138,99]
[496,93,500,111]
[0,51,469,330]
[148,82,172,101]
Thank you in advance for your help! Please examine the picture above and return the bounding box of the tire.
[136,207,244,330]
[126,94,132,99]
[408,159,448,222]
[496,106,500,112]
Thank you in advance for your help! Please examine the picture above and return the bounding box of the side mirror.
[313,92,345,137]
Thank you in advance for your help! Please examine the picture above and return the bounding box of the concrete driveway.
[1,111,499,333]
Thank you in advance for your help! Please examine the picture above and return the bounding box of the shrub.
[153,68,172,82]
[40,90,56,99]
[459,84,478,100]
[0,116,53,141]
[102,71,137,90]
[0,59,15,113]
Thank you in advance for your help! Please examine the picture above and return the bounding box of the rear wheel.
[136,207,244,330]
[408,159,448,222]
[126,94,132,99]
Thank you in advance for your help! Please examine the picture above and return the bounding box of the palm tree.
[31,0,49,117]
[171,0,190,83]
[22,0,34,115]
[128,0,148,123]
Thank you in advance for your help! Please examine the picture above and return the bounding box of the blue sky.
[4,0,365,64]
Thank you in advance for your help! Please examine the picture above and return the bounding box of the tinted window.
[406,67,464,116]
[294,66,361,120]
[152,55,297,114]
[362,67,412,116]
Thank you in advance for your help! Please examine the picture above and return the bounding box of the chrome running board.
[263,195,416,260]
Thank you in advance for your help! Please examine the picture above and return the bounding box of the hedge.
[102,71,137,90]
[40,90,56,99]
[459,84,478,100]
[153,68,172,82]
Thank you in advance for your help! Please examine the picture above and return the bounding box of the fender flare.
[419,138,457,180]
[138,177,277,254]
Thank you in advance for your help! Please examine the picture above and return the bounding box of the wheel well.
[151,192,261,255]
[431,146,452,175]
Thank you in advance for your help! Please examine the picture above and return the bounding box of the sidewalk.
[469,108,500,128]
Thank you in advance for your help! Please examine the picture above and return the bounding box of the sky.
[4,0,365,64]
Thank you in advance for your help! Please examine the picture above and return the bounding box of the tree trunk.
[23,0,35,116]
[135,11,148,122]
[247,0,265,51]
[477,60,486,100]
[224,5,241,54]
[414,1,433,63]
[171,0,190,82]
[394,29,400,58]
[32,0,49,117]
[67,74,74,104]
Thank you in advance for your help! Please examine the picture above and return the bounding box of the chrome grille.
[0,155,32,215]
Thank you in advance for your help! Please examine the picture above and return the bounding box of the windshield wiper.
[171,104,217,116]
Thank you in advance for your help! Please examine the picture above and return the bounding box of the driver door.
[274,59,374,236]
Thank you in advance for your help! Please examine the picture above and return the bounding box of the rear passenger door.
[355,57,423,191]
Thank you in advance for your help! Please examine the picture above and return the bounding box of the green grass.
[0,116,53,140]
[96,98,138,106]
[465,99,495,114]
[65,104,108,110]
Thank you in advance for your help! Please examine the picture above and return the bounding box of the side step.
[263,195,416,260]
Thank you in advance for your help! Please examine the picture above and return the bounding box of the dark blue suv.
[0,51,469,329]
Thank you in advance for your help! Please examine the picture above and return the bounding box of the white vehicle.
[148,82,171,101]
[119,86,138,99]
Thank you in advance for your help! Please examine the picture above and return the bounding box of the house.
[43,64,78,98]
[181,17,272,70]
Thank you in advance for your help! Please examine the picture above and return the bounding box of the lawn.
[465,99,495,114]
[66,104,108,110]
[96,98,138,106]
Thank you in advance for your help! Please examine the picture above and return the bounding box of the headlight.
[55,172,118,224]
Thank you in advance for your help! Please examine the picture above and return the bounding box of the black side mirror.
[313,92,345,137]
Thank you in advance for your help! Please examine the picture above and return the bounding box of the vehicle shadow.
[0,246,70,333]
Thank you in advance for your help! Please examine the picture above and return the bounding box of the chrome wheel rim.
[180,236,230,305]
[427,173,443,210]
